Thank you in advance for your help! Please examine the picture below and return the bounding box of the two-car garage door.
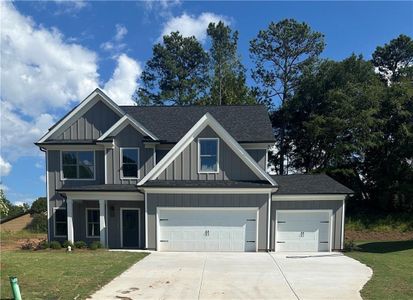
[158,208,257,252]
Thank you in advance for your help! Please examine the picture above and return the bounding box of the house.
[36,88,352,252]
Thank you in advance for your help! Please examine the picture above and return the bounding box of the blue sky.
[1,1,412,205]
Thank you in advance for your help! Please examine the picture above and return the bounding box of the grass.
[1,230,46,242]
[346,240,413,300]
[346,213,413,232]
[0,250,148,300]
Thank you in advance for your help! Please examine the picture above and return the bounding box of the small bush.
[21,239,35,250]
[49,241,62,250]
[344,240,358,252]
[26,213,48,233]
[74,240,87,249]
[89,241,102,250]
[36,239,49,250]
[62,240,74,249]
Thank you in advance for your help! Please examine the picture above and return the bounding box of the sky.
[1,0,412,205]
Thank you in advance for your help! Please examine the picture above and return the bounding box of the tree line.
[137,20,412,213]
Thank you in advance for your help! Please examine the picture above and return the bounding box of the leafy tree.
[206,22,255,105]
[372,34,413,83]
[250,19,325,174]
[0,189,29,219]
[0,189,9,218]
[136,32,209,106]
[31,197,47,214]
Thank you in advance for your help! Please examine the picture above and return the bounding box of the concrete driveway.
[90,252,372,300]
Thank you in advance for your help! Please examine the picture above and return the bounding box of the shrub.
[36,239,50,250]
[26,213,47,233]
[89,241,102,250]
[30,197,47,214]
[74,241,87,249]
[62,240,74,249]
[21,239,35,250]
[344,240,358,252]
[49,241,62,250]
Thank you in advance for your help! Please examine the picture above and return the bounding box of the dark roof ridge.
[119,104,267,108]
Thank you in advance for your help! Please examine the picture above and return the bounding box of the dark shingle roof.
[121,105,274,143]
[142,180,272,188]
[272,174,353,195]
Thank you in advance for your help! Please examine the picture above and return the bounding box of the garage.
[157,208,258,252]
[275,210,332,252]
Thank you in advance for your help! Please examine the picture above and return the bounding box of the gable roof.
[121,105,274,143]
[97,114,159,141]
[138,113,277,186]
[271,174,353,195]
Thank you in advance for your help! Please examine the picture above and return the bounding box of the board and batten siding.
[156,126,260,181]
[245,149,266,170]
[56,101,120,140]
[106,125,155,185]
[270,200,344,250]
[146,193,269,251]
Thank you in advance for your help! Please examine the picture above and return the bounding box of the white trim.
[145,192,148,249]
[197,138,219,174]
[53,207,67,238]
[138,113,277,186]
[156,207,259,252]
[120,208,141,248]
[265,149,269,172]
[38,88,124,143]
[46,150,50,242]
[60,150,96,181]
[267,192,271,251]
[143,188,274,194]
[104,149,108,184]
[272,194,347,201]
[341,198,346,249]
[105,200,109,248]
[120,147,140,180]
[98,115,158,141]
[62,191,143,201]
[40,145,105,151]
[275,209,333,252]
[240,143,274,149]
[66,198,74,243]
[85,208,100,239]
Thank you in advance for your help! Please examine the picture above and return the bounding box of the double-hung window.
[120,148,139,179]
[62,151,95,179]
[198,138,219,173]
[86,208,100,238]
[54,208,67,237]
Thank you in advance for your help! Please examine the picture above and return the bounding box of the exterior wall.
[246,149,267,170]
[56,101,120,140]
[156,126,260,181]
[107,200,145,249]
[106,125,155,185]
[1,213,34,232]
[146,193,269,251]
[270,200,344,251]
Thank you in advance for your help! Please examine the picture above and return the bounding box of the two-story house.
[36,88,352,252]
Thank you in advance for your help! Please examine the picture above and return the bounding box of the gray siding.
[271,200,344,250]
[146,193,269,251]
[157,126,260,181]
[56,101,120,140]
[246,149,267,170]
[106,125,155,185]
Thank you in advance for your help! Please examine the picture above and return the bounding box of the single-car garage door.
[276,210,332,252]
[158,208,258,252]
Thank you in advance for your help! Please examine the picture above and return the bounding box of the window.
[86,208,100,238]
[62,151,94,179]
[121,148,139,178]
[54,208,67,237]
[198,138,219,173]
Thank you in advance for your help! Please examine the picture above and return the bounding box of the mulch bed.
[346,230,413,241]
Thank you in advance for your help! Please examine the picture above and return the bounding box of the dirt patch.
[346,230,413,241]
[0,236,47,251]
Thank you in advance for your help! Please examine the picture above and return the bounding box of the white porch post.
[99,200,107,247]
[66,198,74,243]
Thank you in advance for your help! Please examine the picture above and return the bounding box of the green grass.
[346,240,413,300]
[0,250,148,300]
[346,213,413,232]
[0,230,46,242]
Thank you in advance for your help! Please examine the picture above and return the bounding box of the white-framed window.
[120,148,140,179]
[86,208,100,238]
[61,151,95,180]
[198,138,219,173]
[54,207,67,237]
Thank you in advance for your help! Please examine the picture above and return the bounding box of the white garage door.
[158,208,257,252]
[276,210,331,252]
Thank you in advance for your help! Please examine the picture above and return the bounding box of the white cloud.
[0,156,12,177]
[100,24,128,55]
[143,0,181,19]
[35,162,43,169]
[40,175,46,183]
[114,24,128,41]
[104,54,141,105]
[160,12,230,42]
[53,0,88,15]
[0,183,9,191]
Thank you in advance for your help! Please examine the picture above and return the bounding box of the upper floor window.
[86,208,100,238]
[121,148,139,179]
[62,151,95,180]
[198,138,219,173]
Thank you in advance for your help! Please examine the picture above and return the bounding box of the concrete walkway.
[89,252,372,300]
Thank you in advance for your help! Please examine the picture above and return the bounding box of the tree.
[250,19,325,174]
[135,32,209,106]
[372,34,413,83]
[206,22,255,105]
[31,197,47,214]
[0,189,9,218]
[0,189,29,219]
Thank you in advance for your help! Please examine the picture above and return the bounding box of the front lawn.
[1,250,148,299]
[346,240,413,300]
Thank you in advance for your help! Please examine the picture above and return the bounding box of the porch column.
[67,198,74,243]
[99,200,106,247]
